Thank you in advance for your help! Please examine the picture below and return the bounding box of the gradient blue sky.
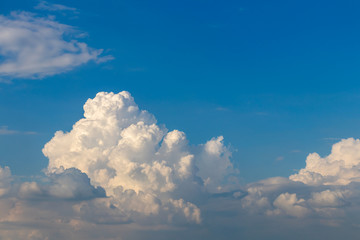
[2,1,360,239]
[2,0,360,182]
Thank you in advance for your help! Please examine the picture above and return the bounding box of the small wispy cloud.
[0,126,36,135]
[0,11,113,82]
[275,156,284,161]
[34,1,78,13]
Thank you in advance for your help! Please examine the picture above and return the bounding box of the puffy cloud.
[43,91,239,224]
[290,138,360,185]
[241,177,306,215]
[240,138,360,222]
[7,91,360,238]
[267,193,309,217]
[0,11,112,81]
[308,189,347,208]
[0,165,112,239]
[240,175,354,220]
[197,136,239,193]
[167,198,201,224]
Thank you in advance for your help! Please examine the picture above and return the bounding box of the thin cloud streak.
[0,126,36,135]
[34,1,78,13]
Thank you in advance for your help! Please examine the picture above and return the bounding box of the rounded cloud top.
[290,138,360,185]
[43,91,239,222]
[83,91,155,124]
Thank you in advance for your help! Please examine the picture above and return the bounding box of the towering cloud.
[43,91,239,224]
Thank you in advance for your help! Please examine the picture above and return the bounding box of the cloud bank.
[0,11,112,81]
[239,137,360,228]
[2,91,360,239]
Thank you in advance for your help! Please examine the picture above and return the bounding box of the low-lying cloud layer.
[0,11,112,81]
[2,91,360,239]
[239,137,360,226]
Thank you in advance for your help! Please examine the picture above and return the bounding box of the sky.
[1,0,360,239]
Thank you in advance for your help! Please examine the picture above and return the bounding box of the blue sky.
[1,1,360,239]
[2,0,360,181]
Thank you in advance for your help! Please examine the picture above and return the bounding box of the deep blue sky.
[1,0,360,182]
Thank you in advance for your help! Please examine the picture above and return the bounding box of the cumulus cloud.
[290,138,360,185]
[239,137,360,224]
[267,192,309,217]
[42,91,240,225]
[37,92,360,230]
[0,91,243,238]
[5,91,360,239]
[241,177,335,219]
[0,11,112,81]
[0,164,112,239]
[308,189,347,208]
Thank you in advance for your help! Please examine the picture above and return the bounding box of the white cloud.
[197,136,239,193]
[308,189,347,208]
[290,138,360,185]
[0,126,36,135]
[43,95,360,226]
[35,1,77,13]
[168,198,201,224]
[42,91,240,224]
[0,11,112,81]
[0,165,110,239]
[5,91,360,238]
[267,192,309,217]
[239,137,360,221]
